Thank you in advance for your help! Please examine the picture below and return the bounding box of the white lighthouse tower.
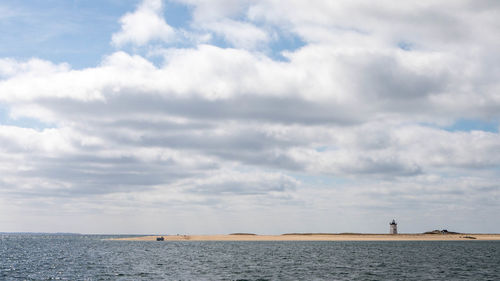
[389,219,398,234]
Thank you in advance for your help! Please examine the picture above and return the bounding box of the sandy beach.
[110,233,500,241]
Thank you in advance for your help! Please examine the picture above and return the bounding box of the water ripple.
[1,234,499,280]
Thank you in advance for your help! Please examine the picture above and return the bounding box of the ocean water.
[1,234,499,280]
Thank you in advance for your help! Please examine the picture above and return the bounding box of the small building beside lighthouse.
[389,219,398,234]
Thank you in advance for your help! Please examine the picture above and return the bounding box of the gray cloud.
[35,94,363,126]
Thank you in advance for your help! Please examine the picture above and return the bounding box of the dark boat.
[156,236,165,241]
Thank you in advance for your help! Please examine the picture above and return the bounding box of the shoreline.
[109,233,500,241]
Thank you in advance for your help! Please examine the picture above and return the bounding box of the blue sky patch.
[164,0,192,28]
[268,31,305,61]
[444,118,498,133]
[0,0,136,69]
[397,41,413,51]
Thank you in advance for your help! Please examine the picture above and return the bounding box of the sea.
[1,234,499,280]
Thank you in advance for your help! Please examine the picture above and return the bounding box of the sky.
[0,0,499,234]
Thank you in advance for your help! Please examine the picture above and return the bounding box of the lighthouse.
[389,219,398,234]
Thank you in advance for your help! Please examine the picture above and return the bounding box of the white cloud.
[203,19,269,49]
[173,0,269,49]
[111,0,175,47]
[0,58,70,79]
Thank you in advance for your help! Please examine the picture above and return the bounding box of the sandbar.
[110,233,500,241]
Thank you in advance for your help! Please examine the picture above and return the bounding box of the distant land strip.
[109,233,500,241]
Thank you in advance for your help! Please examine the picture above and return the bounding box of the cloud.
[111,0,175,46]
[1,0,500,233]
[184,170,299,195]
[0,58,70,79]
[203,19,269,49]
[178,0,250,22]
